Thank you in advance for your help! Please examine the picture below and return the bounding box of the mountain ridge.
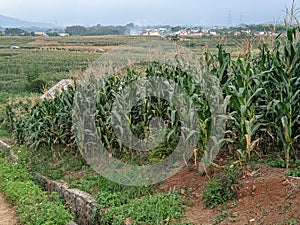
[0,14,56,28]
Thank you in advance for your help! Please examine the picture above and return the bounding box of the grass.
[0,49,99,93]
[0,152,73,224]
[99,191,187,225]
[12,145,190,224]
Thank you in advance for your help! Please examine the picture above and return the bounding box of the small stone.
[180,189,186,195]
[125,217,134,225]
[232,212,238,217]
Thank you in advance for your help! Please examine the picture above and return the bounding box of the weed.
[100,191,186,225]
[289,167,300,177]
[0,156,73,224]
[203,166,240,207]
[289,219,298,225]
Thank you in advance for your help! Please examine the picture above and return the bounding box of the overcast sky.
[0,0,295,26]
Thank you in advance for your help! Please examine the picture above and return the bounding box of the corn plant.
[264,27,300,170]
[226,56,268,162]
[7,86,76,156]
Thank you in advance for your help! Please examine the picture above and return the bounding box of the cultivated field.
[0,30,300,224]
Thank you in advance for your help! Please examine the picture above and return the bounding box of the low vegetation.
[203,166,240,208]
[0,152,73,224]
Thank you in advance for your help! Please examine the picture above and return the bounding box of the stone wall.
[35,173,97,225]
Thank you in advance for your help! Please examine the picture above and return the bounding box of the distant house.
[191,32,203,36]
[34,31,48,37]
[256,31,265,36]
[58,33,70,37]
[149,31,160,36]
[180,29,190,36]
[142,29,160,36]
[241,29,251,34]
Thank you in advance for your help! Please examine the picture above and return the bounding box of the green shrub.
[203,167,240,207]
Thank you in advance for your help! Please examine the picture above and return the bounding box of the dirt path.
[0,192,17,225]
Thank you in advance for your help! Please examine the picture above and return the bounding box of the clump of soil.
[161,164,300,224]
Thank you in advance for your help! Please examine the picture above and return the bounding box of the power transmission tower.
[239,12,243,25]
[228,11,232,27]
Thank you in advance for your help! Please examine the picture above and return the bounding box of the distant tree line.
[3,28,30,36]
[2,28,62,36]
[215,24,287,34]
[65,24,133,36]
[0,23,289,37]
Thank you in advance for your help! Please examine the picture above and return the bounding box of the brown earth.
[160,164,300,225]
[0,193,17,225]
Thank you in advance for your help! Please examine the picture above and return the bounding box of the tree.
[126,23,134,28]
[4,28,28,36]
[65,25,87,36]
[171,26,184,32]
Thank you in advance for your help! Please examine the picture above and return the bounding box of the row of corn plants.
[204,27,300,169]
[6,86,76,157]
[5,27,300,170]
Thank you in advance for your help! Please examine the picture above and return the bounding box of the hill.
[0,14,55,28]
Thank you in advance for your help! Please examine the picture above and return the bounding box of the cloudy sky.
[0,0,295,26]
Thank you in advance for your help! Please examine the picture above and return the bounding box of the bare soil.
[0,193,17,225]
[160,164,300,225]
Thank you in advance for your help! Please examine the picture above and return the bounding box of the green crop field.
[1,27,300,224]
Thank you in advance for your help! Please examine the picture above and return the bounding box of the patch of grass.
[288,167,300,177]
[266,155,300,171]
[267,156,286,168]
[0,128,9,137]
[213,211,231,225]
[289,219,298,225]
[0,156,73,224]
[99,191,186,225]
[15,146,65,180]
[15,145,155,197]
[70,172,155,198]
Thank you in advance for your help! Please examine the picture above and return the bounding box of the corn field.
[6,27,300,169]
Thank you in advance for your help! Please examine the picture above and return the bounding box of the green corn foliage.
[7,86,76,155]
[5,27,300,170]
[264,27,300,169]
